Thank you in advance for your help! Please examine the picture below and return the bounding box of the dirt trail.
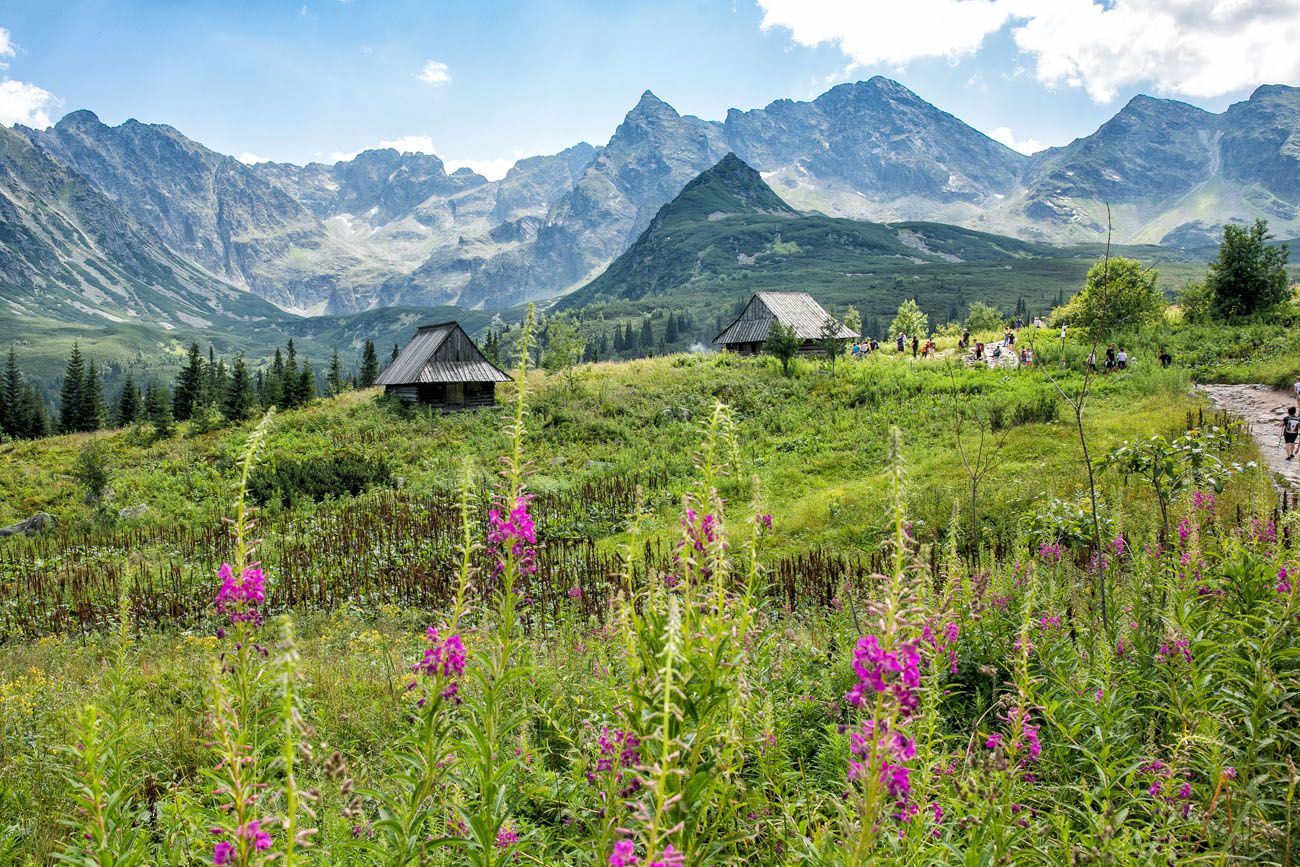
[1198,384,1300,490]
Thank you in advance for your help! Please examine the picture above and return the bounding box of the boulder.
[0,512,54,537]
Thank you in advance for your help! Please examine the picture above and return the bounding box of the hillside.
[562,155,1202,328]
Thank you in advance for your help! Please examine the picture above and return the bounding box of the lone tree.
[1056,257,1164,337]
[889,299,928,340]
[819,315,851,368]
[764,320,802,376]
[359,340,380,388]
[1208,219,1291,317]
[541,316,587,391]
[964,301,1005,335]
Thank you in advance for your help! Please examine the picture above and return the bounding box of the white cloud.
[986,126,1048,154]
[443,157,514,181]
[0,78,62,127]
[329,135,515,181]
[755,0,1300,102]
[418,59,451,86]
[0,28,63,128]
[236,152,271,165]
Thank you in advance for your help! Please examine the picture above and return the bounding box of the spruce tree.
[60,342,86,433]
[359,340,380,388]
[297,362,316,405]
[327,350,344,397]
[391,343,400,363]
[173,342,204,421]
[115,373,141,427]
[81,359,105,432]
[145,380,173,438]
[283,342,301,407]
[640,318,653,352]
[665,312,679,344]
[21,386,50,438]
[224,355,255,421]
[625,322,637,352]
[1,347,21,438]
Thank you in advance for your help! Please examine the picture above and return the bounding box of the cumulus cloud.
[236,152,271,165]
[418,59,451,86]
[986,126,1048,154]
[443,157,515,180]
[0,27,63,128]
[756,0,1300,102]
[329,135,515,180]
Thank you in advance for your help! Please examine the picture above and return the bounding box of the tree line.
[0,338,387,442]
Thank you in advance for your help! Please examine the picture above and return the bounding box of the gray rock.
[118,504,148,520]
[0,512,54,537]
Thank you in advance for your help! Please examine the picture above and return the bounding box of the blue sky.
[1,1,1296,178]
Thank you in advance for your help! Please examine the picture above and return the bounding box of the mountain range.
[3,76,1299,333]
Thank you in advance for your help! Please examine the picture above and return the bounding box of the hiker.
[961,329,970,349]
[1284,407,1300,461]
[1034,316,1044,329]
[1015,316,1024,329]
[1019,347,1029,365]
[975,341,985,361]
[852,342,862,358]
[1105,345,1116,372]
[991,345,1002,359]
[911,335,919,358]
[869,338,879,353]
[1116,347,1129,370]
[924,337,936,357]
[1087,349,1097,372]
[1293,375,1300,409]
[1159,349,1172,368]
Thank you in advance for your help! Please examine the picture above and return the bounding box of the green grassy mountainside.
[560,154,1206,331]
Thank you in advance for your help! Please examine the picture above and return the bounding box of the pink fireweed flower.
[215,563,266,625]
[845,635,921,716]
[1115,638,1130,659]
[213,841,234,866]
[1037,615,1061,631]
[487,498,537,576]
[648,845,685,867]
[1037,542,1063,564]
[495,826,518,848]
[756,513,773,531]
[921,620,960,674]
[609,840,637,867]
[588,727,643,797]
[848,719,915,803]
[1278,567,1292,594]
[238,820,272,851]
[568,585,583,599]
[1111,534,1127,556]
[1192,490,1215,511]
[1156,638,1193,665]
[412,628,467,702]
[1177,520,1193,546]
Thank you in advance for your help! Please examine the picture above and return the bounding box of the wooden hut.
[713,291,855,355]
[376,322,511,410]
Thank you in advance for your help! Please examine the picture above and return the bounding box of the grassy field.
[0,331,1296,865]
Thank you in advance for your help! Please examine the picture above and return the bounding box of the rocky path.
[1198,384,1300,490]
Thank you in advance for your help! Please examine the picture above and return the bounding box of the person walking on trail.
[1293,375,1300,409]
[1159,349,1173,368]
[1284,406,1300,461]
[1105,344,1116,372]
[1087,349,1097,373]
[911,335,919,358]
[975,340,985,361]
[1116,347,1129,370]
[961,329,970,349]
[897,333,906,353]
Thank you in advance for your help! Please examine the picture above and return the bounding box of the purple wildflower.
[845,635,920,715]
[495,826,518,848]
[487,498,537,576]
[1037,542,1063,564]
[214,563,266,625]
[610,840,637,867]
[213,841,234,866]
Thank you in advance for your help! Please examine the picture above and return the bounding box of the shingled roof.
[375,322,512,386]
[713,292,855,345]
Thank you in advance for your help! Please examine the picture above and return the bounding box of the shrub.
[247,453,393,508]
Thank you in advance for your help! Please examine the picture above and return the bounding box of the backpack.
[1286,416,1300,434]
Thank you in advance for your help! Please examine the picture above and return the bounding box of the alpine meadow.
[3,3,1300,866]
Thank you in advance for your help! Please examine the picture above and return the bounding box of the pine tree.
[327,350,345,397]
[665,312,679,344]
[640,318,654,352]
[224,355,255,421]
[81,359,105,432]
[1,347,21,438]
[21,385,50,438]
[263,348,285,408]
[115,373,141,427]
[391,343,400,363]
[145,380,173,438]
[625,322,637,352]
[60,342,86,433]
[173,342,204,421]
[599,332,609,359]
[283,342,301,407]
[297,362,316,405]
[359,340,380,388]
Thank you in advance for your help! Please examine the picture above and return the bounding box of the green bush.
[247,453,393,508]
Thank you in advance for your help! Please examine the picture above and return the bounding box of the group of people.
[1087,344,1131,373]
[850,334,937,359]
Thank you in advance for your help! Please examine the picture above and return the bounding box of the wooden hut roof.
[375,322,512,386]
[713,292,855,345]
